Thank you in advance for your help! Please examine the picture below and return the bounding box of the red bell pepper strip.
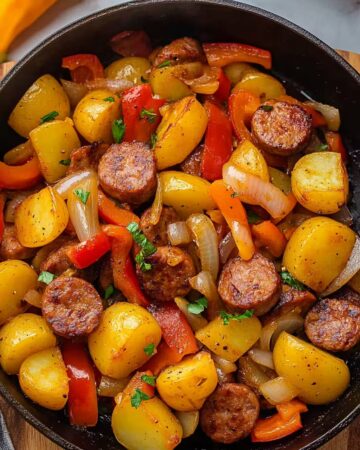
[62,54,105,83]
[251,220,287,258]
[142,340,183,375]
[0,156,41,189]
[325,131,347,162]
[103,224,149,307]
[98,189,140,226]
[203,42,272,69]
[228,89,260,142]
[148,303,198,357]
[110,30,152,57]
[201,101,233,181]
[122,84,165,143]
[0,194,5,243]
[62,342,98,427]
[213,69,231,103]
[66,231,111,269]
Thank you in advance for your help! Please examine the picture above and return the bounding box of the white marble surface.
[9,0,360,61]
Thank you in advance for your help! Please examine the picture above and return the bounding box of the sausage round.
[0,225,35,261]
[180,145,203,177]
[305,293,360,352]
[98,142,157,205]
[251,101,312,155]
[136,246,196,302]
[40,241,77,276]
[140,206,179,246]
[154,37,205,67]
[200,383,260,444]
[218,254,281,316]
[42,277,103,338]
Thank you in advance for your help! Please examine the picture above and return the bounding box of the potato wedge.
[156,351,218,411]
[155,96,208,170]
[150,65,193,101]
[8,75,70,138]
[29,118,80,183]
[0,313,56,374]
[291,152,348,214]
[273,332,350,405]
[19,347,69,410]
[73,89,121,143]
[233,72,285,100]
[0,260,38,325]
[223,62,257,85]
[230,140,269,181]
[283,216,355,292]
[106,57,151,85]
[15,187,69,248]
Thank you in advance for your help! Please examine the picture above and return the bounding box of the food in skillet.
[0,30,358,449]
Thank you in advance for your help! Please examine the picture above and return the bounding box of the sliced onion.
[54,170,92,199]
[168,222,192,246]
[212,354,237,374]
[98,376,130,397]
[67,171,100,242]
[219,231,236,264]
[321,235,360,296]
[260,376,299,405]
[260,312,304,351]
[248,348,275,370]
[176,65,220,95]
[85,78,133,93]
[223,163,296,221]
[238,356,270,390]
[175,411,199,439]
[186,213,219,280]
[23,289,42,308]
[60,79,88,108]
[189,271,223,320]
[331,205,353,226]
[304,100,340,131]
[174,297,208,332]
[4,192,29,222]
[149,175,162,226]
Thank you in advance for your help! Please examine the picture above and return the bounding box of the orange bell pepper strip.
[0,194,5,243]
[252,220,287,258]
[276,399,308,421]
[0,156,41,189]
[142,340,183,375]
[228,89,260,142]
[325,131,347,162]
[210,180,255,260]
[203,42,272,70]
[98,189,140,226]
[118,370,155,406]
[251,413,303,442]
[62,54,104,83]
[278,95,327,128]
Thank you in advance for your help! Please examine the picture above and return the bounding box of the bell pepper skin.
[142,341,183,375]
[203,42,272,69]
[213,69,231,103]
[98,189,140,226]
[252,220,287,258]
[66,231,111,269]
[228,90,260,142]
[0,156,42,189]
[62,54,105,83]
[325,131,347,162]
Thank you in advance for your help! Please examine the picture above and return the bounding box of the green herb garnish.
[316,143,329,151]
[230,192,239,198]
[103,96,115,102]
[150,132,157,149]
[130,388,150,408]
[140,108,157,124]
[40,111,59,124]
[112,118,125,143]
[188,297,208,315]
[38,271,56,285]
[280,270,306,291]
[141,374,156,386]
[59,159,71,166]
[74,188,90,205]
[260,105,274,112]
[104,284,115,300]
[143,343,155,356]
[127,222,157,271]
[220,310,254,325]
[157,60,172,68]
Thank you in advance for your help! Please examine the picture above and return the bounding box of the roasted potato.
[19,347,69,410]
[273,332,350,405]
[283,217,356,292]
[73,89,121,143]
[156,351,218,411]
[0,313,56,374]
[291,152,348,214]
[154,96,208,170]
[0,260,38,325]
[233,72,285,100]
[89,303,162,379]
[150,65,193,101]
[106,57,151,84]
[8,74,70,138]
[230,140,269,181]
[29,118,80,183]
[223,62,257,85]
[15,187,69,248]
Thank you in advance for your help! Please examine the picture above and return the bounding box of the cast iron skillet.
[0,1,359,449]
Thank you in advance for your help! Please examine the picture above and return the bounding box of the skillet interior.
[0,1,359,449]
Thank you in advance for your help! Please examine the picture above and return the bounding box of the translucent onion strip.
[304,100,340,131]
[212,354,237,374]
[149,174,163,226]
[174,297,208,332]
[54,169,93,199]
[97,376,130,397]
[248,348,275,370]
[168,222,192,246]
[238,356,270,390]
[219,231,237,264]
[175,411,199,438]
[189,271,223,320]
[260,377,299,405]
[23,289,42,308]
[260,312,304,351]
[60,79,88,108]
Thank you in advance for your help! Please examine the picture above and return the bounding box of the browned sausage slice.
[305,293,360,352]
[218,254,280,316]
[251,101,312,155]
[0,225,35,261]
[42,277,103,338]
[200,383,260,444]
[180,145,203,177]
[154,37,205,67]
[40,240,78,276]
[67,142,109,174]
[136,246,196,302]
[140,206,179,246]
[98,142,157,205]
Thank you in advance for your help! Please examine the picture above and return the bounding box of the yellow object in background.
[0,0,57,61]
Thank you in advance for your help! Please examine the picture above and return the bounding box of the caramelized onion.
[174,297,208,332]
[60,79,88,108]
[189,271,223,320]
[85,78,133,93]
[219,231,236,264]
[238,356,270,389]
[149,174,163,226]
[168,222,192,246]
[260,376,299,405]
[260,312,304,351]
[248,348,275,370]
[304,100,340,131]
[98,376,130,397]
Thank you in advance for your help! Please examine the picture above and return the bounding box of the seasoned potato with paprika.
[283,217,355,292]
[150,65,193,101]
[291,152,348,214]
[229,140,269,181]
[233,72,285,100]
[19,347,69,410]
[273,332,350,405]
[223,62,257,85]
[8,75,70,137]
[106,57,151,84]
[15,187,69,248]
[0,260,38,325]
[0,313,56,374]
[154,96,208,170]
[88,303,162,379]
[156,352,218,411]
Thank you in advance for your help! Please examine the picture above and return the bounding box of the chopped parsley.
[141,374,156,386]
[74,188,90,205]
[38,271,56,285]
[104,284,115,300]
[247,209,262,224]
[188,297,208,315]
[157,60,172,68]
[316,143,329,151]
[140,108,157,123]
[103,96,115,102]
[59,159,71,166]
[230,192,239,198]
[131,388,150,408]
[150,132,157,149]
[280,270,306,291]
[220,310,254,325]
[260,105,274,112]
[112,118,125,143]
[40,111,59,124]
[127,222,157,272]
[143,343,155,356]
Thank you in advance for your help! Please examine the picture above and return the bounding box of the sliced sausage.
[154,37,205,67]
[40,240,78,276]
[200,383,260,444]
[98,142,157,206]
[140,206,179,246]
[0,225,35,260]
[67,142,109,174]
[305,293,360,352]
[180,145,203,177]
[251,101,312,155]
[136,246,196,302]
[218,254,281,316]
[42,277,103,338]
